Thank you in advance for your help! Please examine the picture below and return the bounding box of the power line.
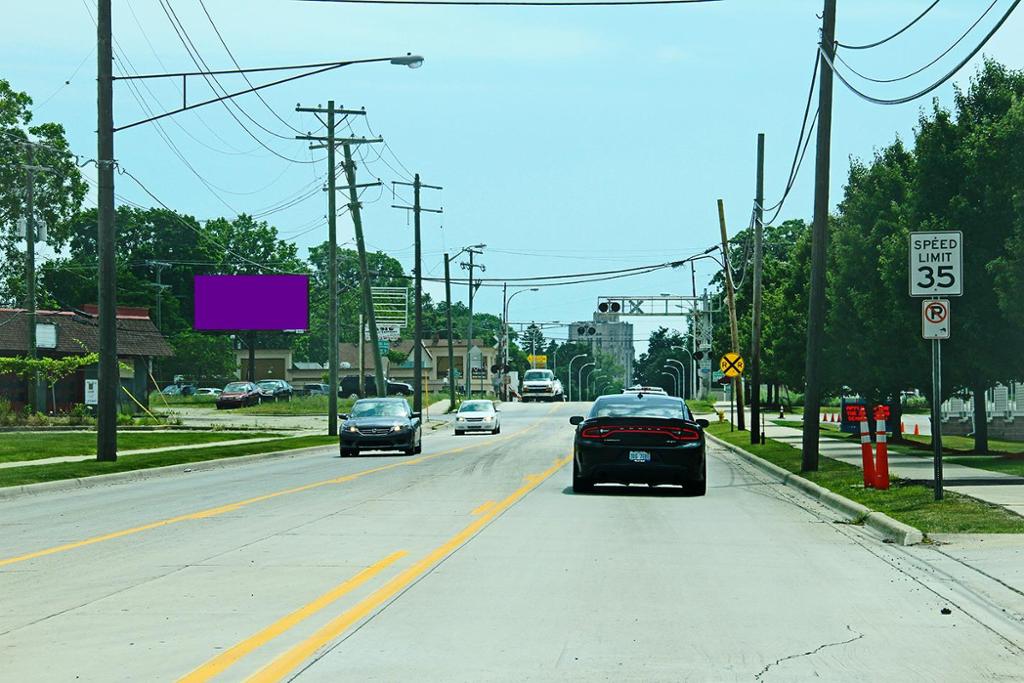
[833,0,999,85]
[301,0,720,5]
[835,0,941,50]
[824,0,1022,106]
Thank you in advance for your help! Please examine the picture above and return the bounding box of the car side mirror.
[411,412,421,419]
[569,416,584,426]
[338,413,349,420]
[696,418,710,429]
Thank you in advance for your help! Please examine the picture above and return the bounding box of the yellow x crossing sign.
[720,352,744,378]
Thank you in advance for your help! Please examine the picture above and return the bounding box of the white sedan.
[454,400,501,435]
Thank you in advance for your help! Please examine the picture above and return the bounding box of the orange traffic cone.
[901,421,906,433]
[830,413,836,423]
[913,424,920,436]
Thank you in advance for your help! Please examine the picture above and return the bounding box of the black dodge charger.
[339,398,422,457]
[570,392,709,495]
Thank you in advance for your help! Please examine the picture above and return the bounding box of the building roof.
[0,308,173,358]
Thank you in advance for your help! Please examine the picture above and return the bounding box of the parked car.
[161,384,196,396]
[215,381,262,409]
[303,383,330,396]
[256,379,294,402]
[195,387,223,396]
[569,392,709,495]
[454,400,501,435]
[339,397,422,456]
[623,385,669,396]
[340,375,414,397]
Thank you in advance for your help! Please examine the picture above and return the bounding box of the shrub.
[26,412,51,427]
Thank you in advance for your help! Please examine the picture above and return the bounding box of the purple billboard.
[194,274,309,331]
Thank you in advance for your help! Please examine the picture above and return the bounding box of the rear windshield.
[224,382,251,392]
[524,370,553,381]
[589,396,691,420]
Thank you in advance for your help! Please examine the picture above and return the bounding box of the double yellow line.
[179,454,571,683]
[0,405,561,569]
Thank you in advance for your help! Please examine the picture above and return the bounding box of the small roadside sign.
[719,352,744,378]
[526,354,547,368]
[909,231,963,297]
[922,299,951,340]
[85,379,99,405]
[365,324,401,342]
[377,340,390,354]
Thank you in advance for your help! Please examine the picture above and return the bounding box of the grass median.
[707,422,1024,534]
[0,431,281,464]
[0,435,337,488]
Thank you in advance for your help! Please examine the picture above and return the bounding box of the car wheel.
[340,447,357,457]
[492,426,500,434]
[455,430,464,436]
[684,478,707,496]
[572,457,593,494]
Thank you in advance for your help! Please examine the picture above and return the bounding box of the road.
[1,402,1022,681]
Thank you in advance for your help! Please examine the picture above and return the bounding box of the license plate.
[628,451,651,463]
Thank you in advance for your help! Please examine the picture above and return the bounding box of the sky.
[6,0,1024,354]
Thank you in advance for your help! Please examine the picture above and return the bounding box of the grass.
[945,455,1024,478]
[149,392,218,406]
[707,422,1024,534]
[0,431,280,464]
[209,393,453,416]
[0,435,337,488]
[686,399,719,414]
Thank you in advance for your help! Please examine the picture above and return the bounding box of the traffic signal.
[694,351,704,361]
[577,326,597,336]
[597,301,622,313]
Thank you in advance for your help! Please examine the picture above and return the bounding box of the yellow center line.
[0,404,563,569]
[178,550,407,683]
[470,500,496,516]
[247,454,572,683]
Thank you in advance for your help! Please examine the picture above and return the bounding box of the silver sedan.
[454,400,501,435]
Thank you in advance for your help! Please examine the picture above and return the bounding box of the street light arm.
[112,55,423,132]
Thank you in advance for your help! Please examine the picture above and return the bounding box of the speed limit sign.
[909,231,963,297]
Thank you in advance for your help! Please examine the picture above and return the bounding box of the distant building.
[230,349,333,386]
[0,306,172,413]
[338,338,500,393]
[567,313,635,384]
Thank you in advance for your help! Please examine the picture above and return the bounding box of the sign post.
[910,232,963,500]
[720,353,744,433]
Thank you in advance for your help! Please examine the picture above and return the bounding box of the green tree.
[0,79,88,306]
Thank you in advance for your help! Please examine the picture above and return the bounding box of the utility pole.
[296,103,372,432]
[444,254,456,408]
[22,144,48,413]
[145,260,172,332]
[802,0,837,472]
[97,0,117,461]
[392,174,442,415]
[717,199,745,431]
[460,247,485,398]
[751,133,765,445]
[691,261,699,400]
[502,282,508,402]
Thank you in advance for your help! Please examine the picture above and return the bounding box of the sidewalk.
[711,403,1024,519]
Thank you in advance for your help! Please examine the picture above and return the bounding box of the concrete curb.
[0,443,335,502]
[707,432,924,546]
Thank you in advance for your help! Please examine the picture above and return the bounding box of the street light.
[663,365,682,397]
[578,362,595,403]
[661,371,677,397]
[390,53,425,68]
[590,371,606,400]
[672,343,697,401]
[503,286,539,399]
[666,358,686,398]
[568,353,588,402]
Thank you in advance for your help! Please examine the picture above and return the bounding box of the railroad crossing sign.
[909,231,963,297]
[719,352,744,378]
[922,299,951,340]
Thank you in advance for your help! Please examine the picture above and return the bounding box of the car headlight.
[347,425,358,433]
[390,423,406,432]
[456,416,466,422]
[481,416,493,422]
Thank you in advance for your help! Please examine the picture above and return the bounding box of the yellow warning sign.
[720,352,744,378]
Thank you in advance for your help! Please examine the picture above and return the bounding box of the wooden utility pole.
[751,133,765,445]
[801,0,837,471]
[96,0,117,461]
[717,199,745,431]
[444,254,456,408]
[392,174,442,414]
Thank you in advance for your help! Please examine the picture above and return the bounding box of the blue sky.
[7,0,1024,351]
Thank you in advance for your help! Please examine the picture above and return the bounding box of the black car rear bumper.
[575,442,705,485]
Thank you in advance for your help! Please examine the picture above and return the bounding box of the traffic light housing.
[597,301,622,313]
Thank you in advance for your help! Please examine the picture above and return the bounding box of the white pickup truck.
[520,369,565,402]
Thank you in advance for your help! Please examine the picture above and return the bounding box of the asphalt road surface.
[1,402,1022,681]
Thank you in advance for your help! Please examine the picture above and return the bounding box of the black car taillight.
[580,425,701,441]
